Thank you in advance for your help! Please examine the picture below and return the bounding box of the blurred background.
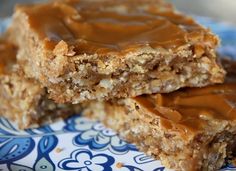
[0,0,236,25]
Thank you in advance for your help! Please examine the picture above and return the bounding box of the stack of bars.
[1,0,236,170]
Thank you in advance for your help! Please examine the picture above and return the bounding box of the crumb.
[55,147,63,153]
[116,162,123,168]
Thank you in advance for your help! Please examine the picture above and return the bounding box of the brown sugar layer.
[8,0,225,103]
[84,60,236,171]
[0,39,81,129]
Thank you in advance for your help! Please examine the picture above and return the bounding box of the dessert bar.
[84,60,236,171]
[0,39,81,129]
[8,0,225,103]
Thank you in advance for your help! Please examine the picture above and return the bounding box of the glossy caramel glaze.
[134,63,236,134]
[15,0,218,54]
[0,40,17,74]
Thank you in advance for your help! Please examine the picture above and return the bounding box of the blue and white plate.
[0,16,236,171]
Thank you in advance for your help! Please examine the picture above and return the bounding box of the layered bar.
[0,39,81,129]
[84,60,236,171]
[8,0,225,103]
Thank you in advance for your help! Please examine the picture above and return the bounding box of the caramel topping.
[134,75,236,135]
[16,0,217,55]
[0,40,17,74]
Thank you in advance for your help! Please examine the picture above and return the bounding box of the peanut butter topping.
[134,72,236,135]
[0,40,17,74]
[16,0,218,55]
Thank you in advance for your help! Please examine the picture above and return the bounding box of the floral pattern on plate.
[64,116,137,154]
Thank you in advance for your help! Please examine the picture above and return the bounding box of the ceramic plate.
[0,16,236,171]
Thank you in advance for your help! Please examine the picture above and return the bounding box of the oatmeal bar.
[8,0,225,103]
[84,61,236,171]
[0,39,81,129]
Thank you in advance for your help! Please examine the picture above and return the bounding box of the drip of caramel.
[16,0,217,54]
[134,77,236,134]
[0,40,17,74]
